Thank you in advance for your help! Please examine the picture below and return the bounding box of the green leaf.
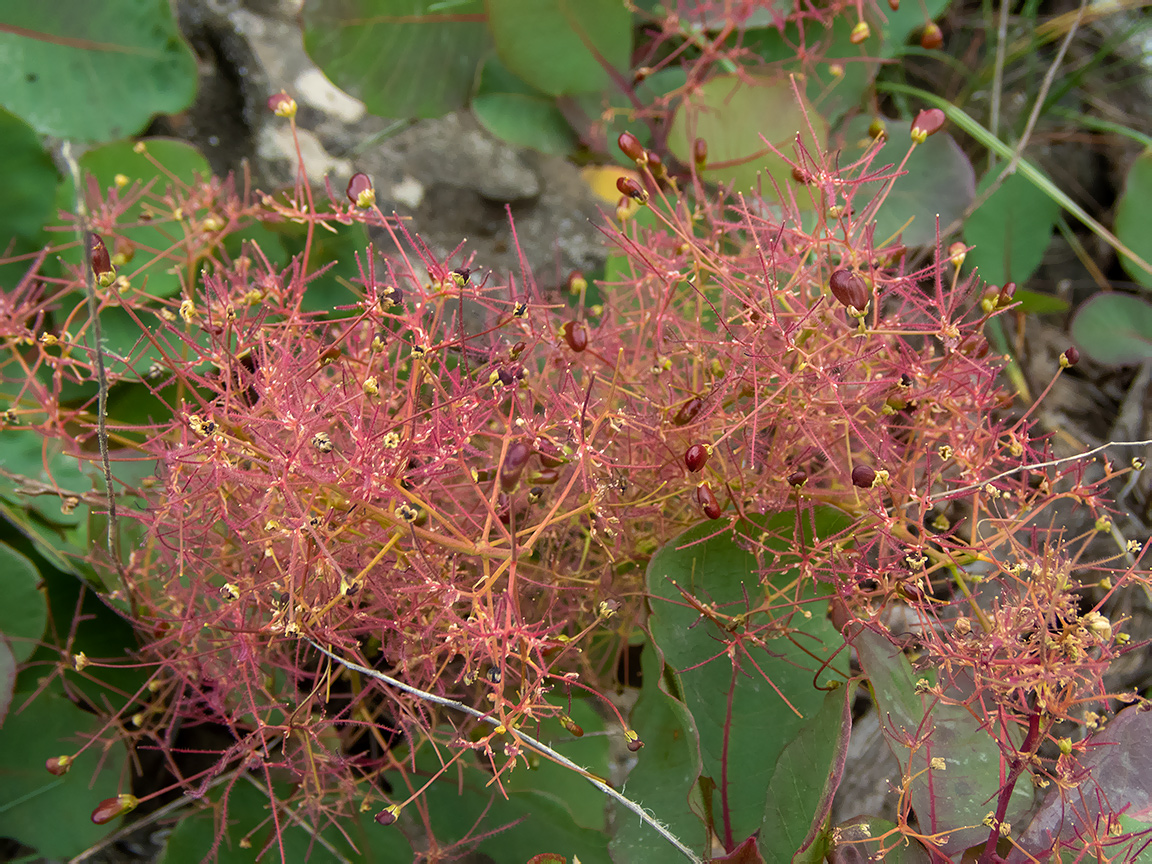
[472,56,578,154]
[486,0,631,97]
[0,107,59,242]
[0,639,14,727]
[760,685,853,863]
[159,778,405,864]
[501,697,610,830]
[0,542,48,664]
[1011,288,1069,315]
[0,428,153,593]
[841,116,975,248]
[0,691,129,859]
[668,74,827,197]
[747,18,876,128]
[418,744,612,862]
[11,547,149,711]
[1070,292,1152,366]
[611,638,705,861]
[302,0,491,119]
[645,510,850,850]
[0,0,197,141]
[852,626,1033,856]
[964,170,1059,288]
[1115,148,1152,290]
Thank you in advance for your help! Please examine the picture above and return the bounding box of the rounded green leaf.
[0,543,47,664]
[668,74,827,196]
[303,0,491,119]
[0,691,128,858]
[472,56,577,154]
[0,107,58,243]
[0,0,197,141]
[1115,148,1152,290]
[964,169,1060,288]
[645,511,850,846]
[486,0,632,97]
[1070,292,1152,366]
[841,115,975,248]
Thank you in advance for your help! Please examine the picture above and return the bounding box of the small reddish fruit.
[374,805,401,826]
[559,715,584,737]
[567,270,587,295]
[685,443,710,473]
[500,440,534,492]
[911,108,946,143]
[851,465,877,488]
[888,0,899,9]
[267,92,297,118]
[920,22,943,49]
[829,268,869,310]
[616,176,649,204]
[791,165,811,184]
[696,482,722,519]
[646,150,667,181]
[346,172,375,209]
[693,137,708,170]
[91,794,139,825]
[617,131,645,163]
[625,729,644,751]
[673,396,704,426]
[998,281,1017,306]
[562,320,588,352]
[1060,346,1081,368]
[90,234,115,287]
[787,469,808,488]
[46,755,72,776]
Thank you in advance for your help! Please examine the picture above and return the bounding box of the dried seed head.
[829,268,869,310]
[851,464,877,488]
[695,482,722,519]
[616,175,649,204]
[91,794,139,825]
[617,131,645,163]
[911,108,946,143]
[1060,346,1081,368]
[312,432,333,453]
[346,172,375,209]
[684,443,710,473]
[267,92,297,118]
[562,320,588,352]
[920,22,943,49]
